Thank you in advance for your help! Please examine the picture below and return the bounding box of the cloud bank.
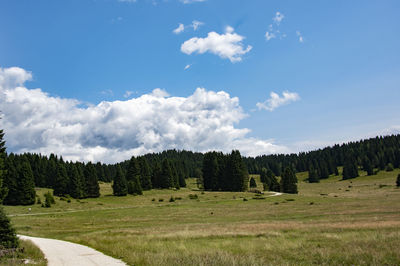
[0,67,287,163]
[181,26,252,62]
[256,91,300,111]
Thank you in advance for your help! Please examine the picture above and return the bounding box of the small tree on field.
[386,163,394,172]
[112,166,128,196]
[280,167,298,194]
[0,206,19,248]
[249,177,257,188]
[308,166,319,183]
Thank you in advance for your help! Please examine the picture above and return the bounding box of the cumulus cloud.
[256,91,300,111]
[173,23,185,34]
[181,26,252,63]
[0,67,288,163]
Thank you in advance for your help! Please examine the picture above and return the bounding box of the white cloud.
[180,0,206,4]
[296,31,304,43]
[273,11,284,25]
[118,0,137,2]
[0,67,288,163]
[265,31,276,41]
[173,23,185,34]
[184,64,192,70]
[256,91,300,111]
[191,20,204,31]
[181,26,252,63]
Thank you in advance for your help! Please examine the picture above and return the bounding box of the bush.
[396,174,400,187]
[188,194,198,200]
[158,198,164,202]
[169,196,175,202]
[386,163,394,172]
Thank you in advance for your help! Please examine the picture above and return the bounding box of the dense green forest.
[1,131,400,205]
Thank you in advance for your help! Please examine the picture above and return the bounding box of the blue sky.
[0,0,400,163]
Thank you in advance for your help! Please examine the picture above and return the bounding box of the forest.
[1,129,400,206]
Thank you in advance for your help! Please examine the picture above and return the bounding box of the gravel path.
[19,235,126,266]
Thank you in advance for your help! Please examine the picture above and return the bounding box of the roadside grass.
[0,239,47,266]
[5,169,400,265]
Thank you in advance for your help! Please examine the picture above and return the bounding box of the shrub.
[386,163,394,172]
[188,194,198,200]
[169,196,175,202]
[249,177,257,188]
[158,198,164,202]
[397,174,400,187]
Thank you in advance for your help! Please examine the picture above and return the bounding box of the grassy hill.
[5,169,400,265]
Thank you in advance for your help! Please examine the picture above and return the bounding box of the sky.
[1,0,400,163]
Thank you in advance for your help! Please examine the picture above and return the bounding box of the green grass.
[0,239,47,266]
[5,169,400,265]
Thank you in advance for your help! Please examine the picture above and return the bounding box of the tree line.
[243,134,400,183]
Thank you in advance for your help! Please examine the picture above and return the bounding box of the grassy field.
[0,239,47,266]
[4,169,400,265]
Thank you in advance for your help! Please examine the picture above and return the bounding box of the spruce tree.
[126,157,143,195]
[0,129,19,249]
[67,163,84,199]
[342,156,359,180]
[84,162,100,198]
[160,159,173,189]
[112,165,128,196]
[202,152,219,191]
[266,169,280,192]
[17,159,36,205]
[249,177,257,188]
[151,162,162,189]
[53,161,69,196]
[308,165,320,183]
[281,167,298,194]
[138,157,152,190]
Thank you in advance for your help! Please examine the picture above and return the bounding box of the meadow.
[4,169,400,265]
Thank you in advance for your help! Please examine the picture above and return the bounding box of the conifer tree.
[17,159,36,205]
[281,167,298,194]
[342,156,359,180]
[126,157,143,195]
[138,157,152,190]
[0,129,19,248]
[308,165,319,183]
[249,177,257,188]
[160,159,173,189]
[266,169,280,192]
[84,162,100,198]
[112,165,128,196]
[53,161,69,196]
[202,152,219,191]
[67,163,83,199]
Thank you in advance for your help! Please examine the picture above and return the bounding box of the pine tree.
[112,165,128,196]
[160,159,173,189]
[202,152,219,191]
[126,157,143,195]
[0,129,19,249]
[249,177,257,188]
[138,157,152,190]
[363,157,374,176]
[266,169,280,192]
[281,167,298,194]
[16,159,36,205]
[342,156,359,180]
[308,165,320,183]
[0,206,19,248]
[84,162,100,198]
[53,161,69,196]
[67,163,83,199]
[151,162,162,189]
